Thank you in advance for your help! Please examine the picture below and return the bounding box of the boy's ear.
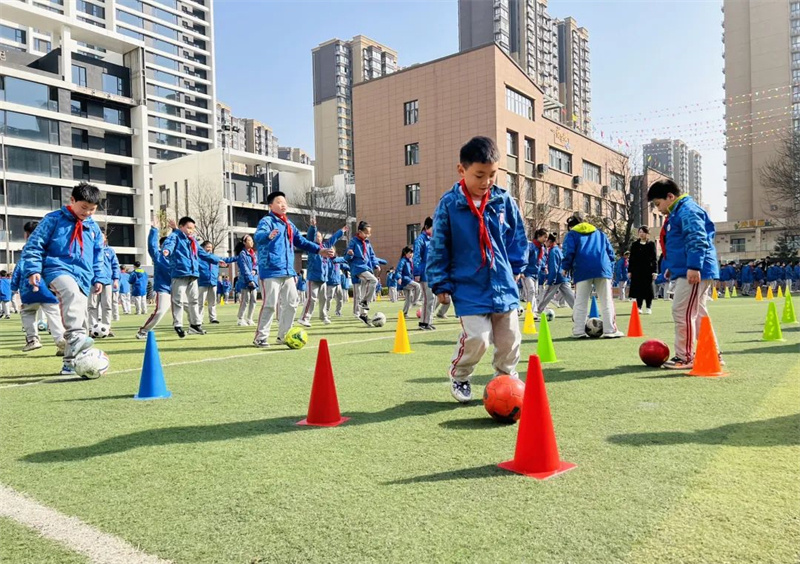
[457,163,465,177]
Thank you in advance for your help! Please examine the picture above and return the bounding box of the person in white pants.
[537,235,575,313]
[234,235,258,326]
[521,228,548,318]
[136,223,174,339]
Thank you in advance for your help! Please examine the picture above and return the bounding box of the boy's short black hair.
[0,270,7,277]
[638,225,650,234]
[201,240,211,247]
[358,220,371,232]
[460,136,500,168]
[534,228,548,238]
[547,233,557,243]
[23,221,39,234]
[266,191,286,205]
[72,182,102,205]
[134,261,141,268]
[566,212,583,229]
[647,179,681,201]
[402,246,412,255]
[178,216,195,226]
[423,216,433,229]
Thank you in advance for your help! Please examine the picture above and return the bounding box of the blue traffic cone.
[134,331,172,400]
[589,295,600,319]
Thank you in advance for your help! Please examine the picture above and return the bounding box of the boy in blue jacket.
[88,230,120,334]
[427,136,528,403]
[296,272,308,312]
[346,220,387,326]
[12,221,66,354]
[161,216,227,338]
[561,213,623,338]
[299,218,347,327]
[0,270,12,319]
[235,235,258,326]
[537,234,575,313]
[397,246,419,317]
[322,258,347,321]
[386,267,398,302]
[129,262,149,315]
[414,216,437,330]
[252,191,333,347]
[522,228,548,319]
[648,179,720,370]
[198,240,236,325]
[614,252,629,301]
[136,219,174,339]
[21,183,109,374]
[740,261,754,296]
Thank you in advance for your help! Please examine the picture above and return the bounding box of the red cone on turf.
[498,355,576,480]
[297,339,349,427]
[627,302,644,337]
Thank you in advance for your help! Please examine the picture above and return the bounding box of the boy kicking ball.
[427,136,528,403]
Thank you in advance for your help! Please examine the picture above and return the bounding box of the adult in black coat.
[628,226,658,313]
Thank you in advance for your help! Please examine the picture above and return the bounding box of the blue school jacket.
[118,271,130,294]
[236,250,258,291]
[306,226,346,283]
[523,240,546,278]
[21,206,109,296]
[0,277,12,301]
[147,227,171,294]
[386,271,398,288]
[427,182,528,316]
[561,224,615,283]
[161,230,219,279]
[614,257,628,282]
[546,245,570,285]
[740,265,754,284]
[254,212,320,279]
[11,262,58,304]
[413,230,432,283]
[396,257,414,290]
[662,195,719,281]
[199,253,236,287]
[101,246,120,284]
[345,236,386,277]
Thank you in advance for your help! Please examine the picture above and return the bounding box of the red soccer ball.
[416,308,421,318]
[639,339,670,367]
[483,375,525,423]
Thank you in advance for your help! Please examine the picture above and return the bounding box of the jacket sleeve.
[237,252,256,286]
[412,236,423,274]
[504,199,528,275]
[328,228,344,247]
[110,249,120,281]
[547,249,559,284]
[680,208,711,271]
[199,248,222,264]
[427,197,453,296]
[605,237,616,270]
[161,232,178,257]
[147,227,160,262]
[292,223,322,255]
[345,238,357,264]
[560,233,576,274]
[91,225,108,285]
[10,265,21,293]
[20,213,57,279]
[254,216,271,247]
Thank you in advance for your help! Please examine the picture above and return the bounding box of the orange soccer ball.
[483,375,525,423]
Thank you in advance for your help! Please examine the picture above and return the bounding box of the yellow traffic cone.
[755,286,763,301]
[732,286,738,297]
[724,286,730,299]
[220,297,225,306]
[712,286,718,301]
[767,287,775,300]
[778,286,784,298]
[523,302,537,335]
[391,311,412,354]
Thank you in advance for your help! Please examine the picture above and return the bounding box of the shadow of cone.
[523,302,537,335]
[688,317,728,378]
[391,311,413,354]
[134,331,172,400]
[763,302,785,341]
[755,287,763,301]
[498,355,576,480]
[589,295,600,318]
[627,302,644,337]
[536,315,558,363]
[297,339,349,427]
[782,290,798,324]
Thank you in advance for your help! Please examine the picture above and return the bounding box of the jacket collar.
[452,182,504,209]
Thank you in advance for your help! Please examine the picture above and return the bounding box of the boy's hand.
[664,269,671,280]
[93,283,103,294]
[319,248,335,258]
[652,273,658,280]
[414,276,420,282]
[687,269,701,284]
[310,217,317,227]
[151,215,159,228]
[627,273,632,280]
[514,273,522,282]
[347,249,354,256]
[268,229,279,240]
[28,273,41,291]
[113,280,119,290]
[341,225,349,233]
[437,293,451,305]
[167,218,177,230]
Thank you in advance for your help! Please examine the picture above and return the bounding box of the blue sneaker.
[60,364,75,376]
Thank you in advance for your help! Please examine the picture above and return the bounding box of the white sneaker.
[247,319,256,326]
[644,308,652,315]
[322,318,332,325]
[22,338,42,352]
[601,331,625,339]
[297,319,312,328]
[237,320,248,326]
[450,377,472,403]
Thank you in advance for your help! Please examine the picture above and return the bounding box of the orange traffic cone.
[297,339,349,427]
[688,316,728,378]
[498,355,577,480]
[627,302,644,337]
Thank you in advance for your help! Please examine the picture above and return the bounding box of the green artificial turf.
[0,296,798,564]
[0,518,90,564]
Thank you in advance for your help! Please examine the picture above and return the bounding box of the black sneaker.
[189,324,207,335]
[210,319,220,324]
[359,313,372,326]
[174,326,186,339]
[450,378,472,403]
[418,323,428,331]
[359,300,370,312]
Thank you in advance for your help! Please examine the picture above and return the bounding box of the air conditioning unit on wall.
[573,176,583,186]
[536,163,549,175]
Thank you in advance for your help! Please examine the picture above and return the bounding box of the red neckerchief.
[189,235,197,256]
[659,216,669,259]
[273,213,293,248]
[247,248,256,263]
[66,206,85,257]
[460,179,494,269]
[533,240,544,262]
[359,234,369,260]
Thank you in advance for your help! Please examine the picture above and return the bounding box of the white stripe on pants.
[421,281,436,325]
[537,283,575,313]
[138,292,171,333]
[255,277,298,342]
[672,278,715,361]
[0,301,10,316]
[402,282,421,315]
[523,277,538,312]
[21,302,64,343]
[449,311,521,382]
[88,284,113,327]
[171,277,201,327]
[198,285,218,322]
[49,275,89,364]
[301,281,325,322]
[237,287,257,322]
[358,271,378,307]
[572,278,617,336]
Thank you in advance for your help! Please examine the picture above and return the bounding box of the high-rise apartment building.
[0,0,152,266]
[642,138,696,199]
[557,17,591,135]
[278,146,312,166]
[243,118,278,159]
[688,149,702,203]
[312,35,397,186]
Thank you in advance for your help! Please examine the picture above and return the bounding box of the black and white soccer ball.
[73,348,110,379]
[90,322,110,339]
[585,317,603,338]
[544,309,556,321]
[371,312,386,327]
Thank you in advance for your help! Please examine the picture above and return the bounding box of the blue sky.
[215,0,726,220]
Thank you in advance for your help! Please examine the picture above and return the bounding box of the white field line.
[0,326,461,391]
[0,483,172,564]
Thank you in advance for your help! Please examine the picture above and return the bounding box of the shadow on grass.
[62,394,133,402]
[20,400,459,463]
[608,413,800,447]
[727,342,800,355]
[439,417,511,430]
[383,464,505,485]
[542,364,645,383]
[406,375,494,386]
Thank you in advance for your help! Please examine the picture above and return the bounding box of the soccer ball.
[371,312,386,327]
[639,339,670,367]
[483,375,525,423]
[90,322,110,339]
[585,317,603,338]
[37,319,48,332]
[73,348,110,379]
[284,327,308,350]
[544,309,556,321]
[416,308,421,318]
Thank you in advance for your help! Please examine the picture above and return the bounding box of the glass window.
[153,85,180,101]
[548,146,572,173]
[524,137,534,161]
[149,100,180,116]
[151,0,177,9]
[6,147,60,177]
[102,73,124,96]
[730,237,746,253]
[406,223,421,246]
[72,65,88,87]
[150,116,181,131]
[152,6,177,24]
[77,0,104,18]
[103,107,125,125]
[151,69,180,85]
[152,22,178,39]
[152,38,179,55]
[151,53,179,70]
[405,143,419,166]
[118,0,142,11]
[507,174,517,197]
[549,184,560,207]
[116,26,143,40]
[404,100,418,125]
[1,111,59,144]
[104,193,134,217]
[524,178,534,202]
[583,194,591,214]
[610,172,625,192]
[595,197,602,216]
[0,24,27,43]
[152,132,182,146]
[116,9,143,26]
[506,87,534,120]
[4,181,61,210]
[405,183,420,206]
[582,160,601,183]
[506,130,518,156]
[563,189,573,209]
[34,38,52,52]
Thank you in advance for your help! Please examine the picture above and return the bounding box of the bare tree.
[760,131,800,231]
[521,178,554,235]
[287,182,349,231]
[189,177,228,249]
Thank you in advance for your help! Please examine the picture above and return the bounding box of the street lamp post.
[217,121,239,255]
[1,132,10,271]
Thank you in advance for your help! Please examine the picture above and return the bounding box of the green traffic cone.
[536,315,558,363]
[762,302,785,341]
[781,291,798,324]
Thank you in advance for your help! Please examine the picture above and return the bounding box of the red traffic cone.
[498,355,576,480]
[297,339,349,427]
[627,302,644,337]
